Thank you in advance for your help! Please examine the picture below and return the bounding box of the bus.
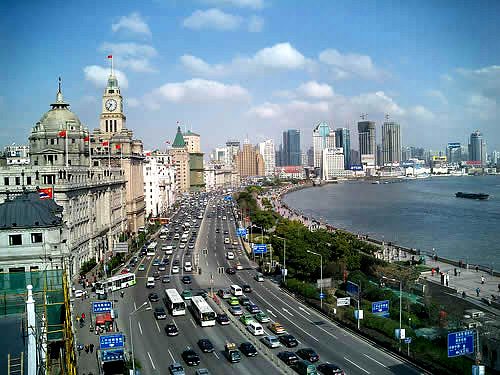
[191,296,216,327]
[230,284,243,296]
[146,242,157,256]
[165,289,186,316]
[95,273,136,295]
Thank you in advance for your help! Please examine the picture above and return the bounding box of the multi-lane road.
[116,193,426,375]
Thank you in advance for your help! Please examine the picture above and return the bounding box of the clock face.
[105,99,117,112]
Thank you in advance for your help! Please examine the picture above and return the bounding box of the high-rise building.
[335,128,351,169]
[234,142,265,177]
[410,147,425,160]
[446,143,462,164]
[322,148,350,180]
[143,151,176,217]
[282,129,301,166]
[169,126,190,193]
[258,139,276,176]
[350,149,360,166]
[401,146,411,162]
[382,121,402,165]
[312,122,336,169]
[225,140,240,165]
[183,130,205,191]
[301,151,308,167]
[376,144,383,167]
[358,121,376,164]
[306,146,314,167]
[468,130,486,165]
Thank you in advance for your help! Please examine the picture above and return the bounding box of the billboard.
[432,156,447,162]
[92,301,112,314]
[350,165,363,171]
[447,330,475,358]
[252,244,268,254]
[346,281,359,297]
[447,142,461,149]
[99,333,125,350]
[465,160,482,166]
[113,242,128,254]
[372,300,390,317]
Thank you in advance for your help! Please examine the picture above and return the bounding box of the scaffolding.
[0,269,76,375]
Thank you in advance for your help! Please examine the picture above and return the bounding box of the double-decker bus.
[95,273,136,295]
[191,296,216,327]
[165,288,186,316]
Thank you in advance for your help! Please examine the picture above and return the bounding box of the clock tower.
[99,71,126,136]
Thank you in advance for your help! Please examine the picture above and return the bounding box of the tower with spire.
[99,60,125,136]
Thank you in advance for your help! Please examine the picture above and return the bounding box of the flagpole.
[89,138,92,168]
[65,130,68,168]
[108,142,111,170]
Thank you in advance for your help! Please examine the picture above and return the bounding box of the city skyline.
[1,1,499,153]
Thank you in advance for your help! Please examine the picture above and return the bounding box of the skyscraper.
[357,121,376,161]
[382,121,402,165]
[234,142,265,177]
[307,146,314,167]
[468,130,486,165]
[283,129,301,166]
[446,143,462,164]
[312,122,336,169]
[258,139,276,176]
[225,140,240,165]
[335,128,351,170]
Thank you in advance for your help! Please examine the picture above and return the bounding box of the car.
[246,304,261,314]
[173,259,180,266]
[154,307,167,320]
[317,363,345,374]
[179,243,186,249]
[239,342,258,357]
[188,243,195,249]
[235,263,243,270]
[229,305,243,316]
[294,360,318,375]
[120,268,130,274]
[182,275,192,284]
[254,273,264,282]
[242,284,252,293]
[162,275,171,283]
[215,228,220,233]
[239,296,251,306]
[228,297,239,306]
[255,312,271,323]
[195,369,211,375]
[138,264,145,271]
[172,266,180,274]
[184,261,192,272]
[240,314,256,325]
[218,289,231,299]
[226,267,236,275]
[168,362,185,375]
[182,289,193,300]
[226,252,235,260]
[197,338,214,353]
[158,264,166,271]
[261,335,281,349]
[279,334,299,348]
[216,314,230,325]
[74,290,87,298]
[296,348,320,362]
[165,323,179,336]
[268,322,286,335]
[148,292,159,302]
[194,289,208,299]
[153,259,160,266]
[153,271,161,280]
[223,230,229,234]
[277,351,300,365]
[182,349,201,366]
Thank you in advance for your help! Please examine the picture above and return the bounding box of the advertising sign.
[252,244,268,254]
[350,165,363,171]
[447,330,475,358]
[113,242,128,254]
[465,160,482,166]
[224,195,232,201]
[372,300,390,317]
[447,142,461,149]
[99,333,125,350]
[336,297,351,307]
[346,281,359,297]
[92,301,113,314]
[101,349,124,363]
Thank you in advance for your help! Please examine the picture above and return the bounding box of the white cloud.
[350,91,405,116]
[112,12,151,37]
[426,89,448,105]
[180,55,226,76]
[319,48,384,80]
[466,94,498,120]
[149,78,250,106]
[247,102,281,119]
[127,97,140,108]
[80,95,97,104]
[410,105,435,121]
[247,15,264,32]
[456,65,500,99]
[297,81,334,98]
[201,0,264,9]
[183,8,242,31]
[251,43,307,69]
[83,65,129,89]
[100,42,158,73]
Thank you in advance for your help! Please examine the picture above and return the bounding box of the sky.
[1,0,499,154]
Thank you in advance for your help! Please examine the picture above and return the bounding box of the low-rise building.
[143,151,176,217]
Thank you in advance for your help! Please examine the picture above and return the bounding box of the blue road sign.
[224,196,232,201]
[237,228,247,237]
[101,349,124,363]
[447,330,475,358]
[92,301,112,314]
[319,293,325,299]
[404,337,412,344]
[350,165,363,171]
[372,300,390,317]
[252,244,268,254]
[99,333,125,350]
[346,281,359,297]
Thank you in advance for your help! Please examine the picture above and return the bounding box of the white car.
[172,266,180,274]
[226,252,235,260]
[184,262,192,272]
[74,289,87,298]
[261,335,281,349]
[179,243,186,249]
[236,264,243,270]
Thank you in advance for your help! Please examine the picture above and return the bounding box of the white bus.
[191,296,216,327]
[95,273,136,295]
[165,289,186,316]
[147,242,157,256]
[230,284,243,296]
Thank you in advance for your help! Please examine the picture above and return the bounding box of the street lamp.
[129,301,151,373]
[382,275,402,352]
[307,250,323,310]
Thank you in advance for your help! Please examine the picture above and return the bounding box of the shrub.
[79,259,97,276]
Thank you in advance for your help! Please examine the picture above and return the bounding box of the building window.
[27,176,32,185]
[15,177,20,185]
[31,233,43,243]
[4,177,9,185]
[9,234,22,246]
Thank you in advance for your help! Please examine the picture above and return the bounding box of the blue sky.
[1,0,499,153]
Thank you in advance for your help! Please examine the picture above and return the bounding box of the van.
[230,284,243,296]
[247,321,264,336]
[294,360,317,375]
[146,277,155,288]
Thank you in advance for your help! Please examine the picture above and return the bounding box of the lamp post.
[382,275,402,352]
[129,301,151,373]
[307,250,323,309]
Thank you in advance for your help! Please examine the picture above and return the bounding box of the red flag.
[115,144,121,150]
[38,187,53,200]
[102,141,109,147]
[58,130,67,137]
[84,136,90,142]
[107,55,112,59]
[145,152,151,156]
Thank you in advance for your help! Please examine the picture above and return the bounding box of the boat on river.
[455,192,489,200]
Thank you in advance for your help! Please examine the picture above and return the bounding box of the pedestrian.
[81,312,85,321]
[476,265,479,272]
[481,276,485,285]
[458,269,461,277]
[476,287,480,297]
[120,291,124,298]
[77,345,82,356]
[454,268,457,277]
[462,291,466,298]
[431,268,435,276]
[85,345,89,354]
[90,343,94,353]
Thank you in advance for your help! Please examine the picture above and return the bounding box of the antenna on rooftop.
[385,113,390,122]
[360,113,368,120]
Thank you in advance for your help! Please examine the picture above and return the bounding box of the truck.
[224,342,241,363]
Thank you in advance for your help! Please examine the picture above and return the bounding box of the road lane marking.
[138,321,143,335]
[267,309,277,318]
[190,318,197,328]
[298,306,311,315]
[213,351,220,359]
[155,320,161,333]
[344,356,370,374]
[134,301,137,310]
[282,307,293,316]
[147,352,156,370]
[363,353,387,367]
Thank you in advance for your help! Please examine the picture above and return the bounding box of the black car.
[296,348,320,362]
[242,284,252,293]
[215,228,220,233]
[165,323,179,336]
[223,230,229,234]
[182,276,192,284]
[153,271,160,280]
[173,259,180,266]
[239,342,258,357]
[317,363,345,374]
[239,296,251,306]
[216,313,230,325]
[153,307,167,320]
[148,292,159,302]
[279,334,298,348]
[162,275,171,283]
[197,338,214,353]
[226,267,236,275]
[182,349,201,366]
[277,351,299,365]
